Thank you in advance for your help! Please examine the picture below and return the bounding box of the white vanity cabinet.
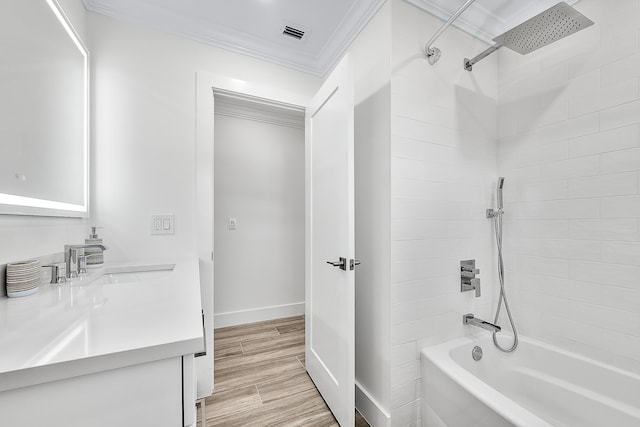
[0,260,203,427]
[0,355,196,427]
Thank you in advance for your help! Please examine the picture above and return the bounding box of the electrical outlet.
[151,215,174,235]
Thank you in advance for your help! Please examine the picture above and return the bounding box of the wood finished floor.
[197,316,370,427]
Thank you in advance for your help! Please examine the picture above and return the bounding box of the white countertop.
[0,258,203,392]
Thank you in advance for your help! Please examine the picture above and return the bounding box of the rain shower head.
[493,2,594,55]
[464,2,594,71]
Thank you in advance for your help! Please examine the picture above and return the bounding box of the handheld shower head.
[497,177,505,210]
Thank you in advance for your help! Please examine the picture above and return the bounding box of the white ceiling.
[82,0,386,76]
[82,0,580,77]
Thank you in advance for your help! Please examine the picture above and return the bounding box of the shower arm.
[424,0,476,65]
[464,44,502,71]
[463,3,594,72]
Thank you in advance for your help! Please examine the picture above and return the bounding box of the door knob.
[326,257,347,271]
[349,259,361,270]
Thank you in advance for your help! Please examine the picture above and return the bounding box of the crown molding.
[314,0,387,76]
[404,0,495,44]
[214,90,305,129]
[83,0,386,77]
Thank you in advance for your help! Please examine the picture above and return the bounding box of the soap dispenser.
[85,226,105,268]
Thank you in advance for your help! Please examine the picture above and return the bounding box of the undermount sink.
[90,264,175,285]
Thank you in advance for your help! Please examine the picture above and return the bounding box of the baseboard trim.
[214,302,305,327]
[355,380,391,427]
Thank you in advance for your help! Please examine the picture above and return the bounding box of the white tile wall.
[539,277,601,304]
[602,285,640,314]
[601,147,640,173]
[540,156,600,180]
[498,0,640,375]
[517,180,568,201]
[375,1,640,424]
[600,100,640,130]
[389,0,498,424]
[498,0,640,384]
[568,172,639,198]
[568,124,638,158]
[601,195,640,217]
[602,242,640,265]
[515,219,568,239]
[601,53,640,88]
[568,75,638,118]
[570,260,640,288]
[540,314,603,348]
[540,239,601,261]
[532,113,599,145]
[539,198,601,219]
[516,255,569,278]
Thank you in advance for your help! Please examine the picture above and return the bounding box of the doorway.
[213,91,305,327]
[195,64,357,425]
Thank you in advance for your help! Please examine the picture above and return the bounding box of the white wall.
[351,1,392,424]
[498,0,640,374]
[87,11,321,263]
[213,112,304,326]
[0,0,89,297]
[85,9,319,398]
[59,0,86,40]
[0,2,316,279]
[389,0,498,425]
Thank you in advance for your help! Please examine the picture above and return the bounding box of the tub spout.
[463,314,501,333]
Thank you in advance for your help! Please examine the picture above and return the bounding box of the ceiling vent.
[283,25,305,40]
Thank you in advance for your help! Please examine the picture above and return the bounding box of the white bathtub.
[421,334,640,427]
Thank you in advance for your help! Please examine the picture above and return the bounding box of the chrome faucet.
[463,314,501,333]
[64,244,108,278]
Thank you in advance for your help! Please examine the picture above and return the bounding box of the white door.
[305,55,355,427]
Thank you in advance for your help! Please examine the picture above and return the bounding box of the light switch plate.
[151,214,174,235]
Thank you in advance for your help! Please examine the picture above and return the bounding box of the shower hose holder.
[486,208,503,218]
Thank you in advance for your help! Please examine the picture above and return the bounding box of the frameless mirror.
[0,0,88,217]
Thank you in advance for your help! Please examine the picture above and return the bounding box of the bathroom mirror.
[0,0,88,217]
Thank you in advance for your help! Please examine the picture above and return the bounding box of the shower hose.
[492,210,518,352]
